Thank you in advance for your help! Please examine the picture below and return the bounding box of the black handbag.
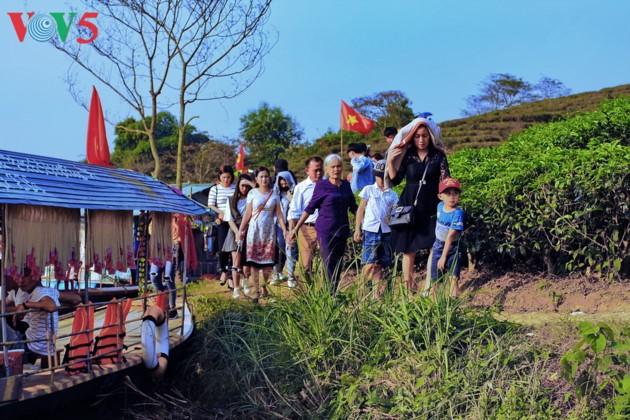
[389,205,414,226]
[389,163,429,228]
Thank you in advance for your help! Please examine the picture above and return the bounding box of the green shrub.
[561,321,630,417]
[449,98,630,278]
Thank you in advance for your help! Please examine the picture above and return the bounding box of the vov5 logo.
[7,12,98,44]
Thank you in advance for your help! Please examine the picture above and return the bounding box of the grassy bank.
[149,276,626,419]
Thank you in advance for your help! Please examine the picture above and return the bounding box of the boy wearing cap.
[353,160,399,299]
[431,177,464,297]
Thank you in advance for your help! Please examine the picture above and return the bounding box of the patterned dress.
[246,189,279,266]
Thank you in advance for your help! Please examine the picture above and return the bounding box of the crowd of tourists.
[0,117,466,371]
[205,117,466,302]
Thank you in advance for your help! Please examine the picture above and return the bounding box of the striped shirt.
[24,286,60,356]
[207,184,236,211]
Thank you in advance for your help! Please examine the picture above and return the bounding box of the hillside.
[284,84,630,174]
[114,84,630,182]
[441,84,630,150]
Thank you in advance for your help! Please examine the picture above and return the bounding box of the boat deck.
[1,296,193,405]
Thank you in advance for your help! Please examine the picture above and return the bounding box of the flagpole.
[340,130,344,155]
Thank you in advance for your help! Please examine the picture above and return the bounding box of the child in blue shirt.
[430,178,464,298]
[347,142,375,193]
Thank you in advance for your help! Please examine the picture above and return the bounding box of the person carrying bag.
[389,164,428,228]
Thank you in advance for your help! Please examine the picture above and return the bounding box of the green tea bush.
[449,98,630,278]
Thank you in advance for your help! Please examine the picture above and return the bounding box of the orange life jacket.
[93,298,132,364]
[63,303,95,375]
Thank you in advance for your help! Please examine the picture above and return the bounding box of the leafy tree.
[535,76,572,100]
[240,103,303,167]
[112,117,147,154]
[54,0,274,185]
[111,111,210,180]
[351,90,415,132]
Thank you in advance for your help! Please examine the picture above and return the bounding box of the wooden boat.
[0,149,205,416]
[0,292,193,418]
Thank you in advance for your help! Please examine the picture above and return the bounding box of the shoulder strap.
[252,192,273,222]
[412,163,429,207]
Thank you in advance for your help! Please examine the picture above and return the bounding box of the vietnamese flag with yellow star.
[340,100,375,136]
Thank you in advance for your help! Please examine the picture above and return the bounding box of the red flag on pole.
[235,142,246,172]
[340,100,375,136]
[86,86,113,167]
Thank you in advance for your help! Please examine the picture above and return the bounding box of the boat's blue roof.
[0,149,207,215]
[179,183,214,196]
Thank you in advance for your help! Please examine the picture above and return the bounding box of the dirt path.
[192,270,630,328]
[460,270,630,325]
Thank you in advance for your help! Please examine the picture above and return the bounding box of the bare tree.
[462,73,572,117]
[535,76,572,100]
[462,73,536,116]
[54,0,274,184]
[184,140,237,183]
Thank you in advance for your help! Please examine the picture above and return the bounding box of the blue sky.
[1,0,629,162]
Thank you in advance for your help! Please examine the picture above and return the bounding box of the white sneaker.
[269,274,280,285]
[287,278,297,288]
[232,288,242,299]
[243,284,251,295]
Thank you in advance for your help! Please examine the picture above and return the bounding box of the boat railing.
[1,287,189,383]
[40,265,134,291]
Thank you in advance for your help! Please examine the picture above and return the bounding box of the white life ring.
[141,305,170,377]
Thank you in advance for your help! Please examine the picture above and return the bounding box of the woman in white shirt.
[207,165,236,286]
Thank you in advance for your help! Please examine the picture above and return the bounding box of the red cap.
[439,178,461,194]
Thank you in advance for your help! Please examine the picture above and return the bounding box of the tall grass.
[180,269,560,418]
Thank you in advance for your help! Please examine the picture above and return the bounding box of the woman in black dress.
[386,119,450,290]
